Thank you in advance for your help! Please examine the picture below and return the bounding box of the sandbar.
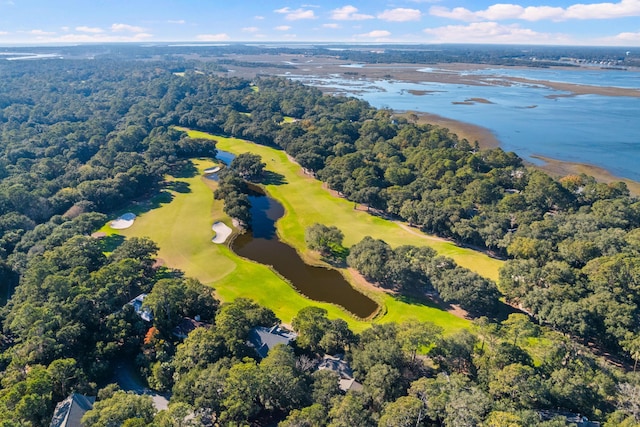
[212,221,233,244]
[509,77,640,98]
[110,213,136,230]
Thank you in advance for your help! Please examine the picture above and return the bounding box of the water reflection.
[231,191,378,318]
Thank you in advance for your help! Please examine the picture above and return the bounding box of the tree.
[319,318,355,354]
[378,396,424,427]
[346,236,392,284]
[363,363,404,410]
[489,364,547,410]
[305,223,345,257]
[47,358,88,403]
[259,344,310,412]
[181,278,219,322]
[81,390,156,427]
[110,236,159,266]
[220,359,262,425]
[311,370,342,408]
[292,306,331,353]
[279,404,327,427]
[397,319,443,363]
[143,278,184,335]
[623,335,640,372]
[215,298,278,356]
[153,402,199,427]
[328,393,375,427]
[231,152,266,181]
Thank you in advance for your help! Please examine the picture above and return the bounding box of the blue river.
[288,67,640,182]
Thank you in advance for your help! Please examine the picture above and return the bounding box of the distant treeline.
[2,43,638,67]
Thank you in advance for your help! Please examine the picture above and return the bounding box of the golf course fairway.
[106,128,504,333]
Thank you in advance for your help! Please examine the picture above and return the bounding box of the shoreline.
[399,110,640,195]
[224,55,640,194]
[529,155,640,196]
[399,110,501,150]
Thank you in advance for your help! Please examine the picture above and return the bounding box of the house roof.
[317,354,354,379]
[317,354,363,392]
[126,294,153,322]
[50,394,95,427]
[248,325,297,358]
[172,317,207,339]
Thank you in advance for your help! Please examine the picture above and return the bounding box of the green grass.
[180,129,503,282]
[103,129,504,333]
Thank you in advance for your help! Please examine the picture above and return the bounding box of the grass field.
[103,129,504,333]
[180,128,503,282]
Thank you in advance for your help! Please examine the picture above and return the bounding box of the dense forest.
[2,43,638,68]
[0,51,639,425]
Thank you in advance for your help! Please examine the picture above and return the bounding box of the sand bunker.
[204,166,221,174]
[110,212,136,230]
[212,221,232,244]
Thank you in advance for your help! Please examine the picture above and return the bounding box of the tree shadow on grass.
[100,234,125,253]
[394,293,455,312]
[171,161,199,179]
[261,170,287,186]
[165,181,191,193]
[113,190,175,220]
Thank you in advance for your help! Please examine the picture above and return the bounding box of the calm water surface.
[213,150,378,318]
[287,67,640,181]
[231,191,378,318]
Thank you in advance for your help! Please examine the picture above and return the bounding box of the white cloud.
[196,33,230,41]
[0,31,8,36]
[242,26,260,33]
[61,26,70,32]
[111,23,146,33]
[378,8,422,22]
[360,30,392,38]
[565,0,640,19]
[274,7,316,20]
[322,23,340,28]
[20,32,153,43]
[423,21,565,44]
[430,6,478,21]
[76,26,104,34]
[29,29,56,36]
[168,19,186,24]
[331,5,374,20]
[275,25,291,31]
[255,15,265,20]
[430,0,640,22]
[602,30,640,43]
[519,6,566,21]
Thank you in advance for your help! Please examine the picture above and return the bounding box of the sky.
[1,0,640,46]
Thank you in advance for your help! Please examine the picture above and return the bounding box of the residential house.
[125,294,152,322]
[247,325,297,358]
[49,394,95,427]
[317,354,363,392]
